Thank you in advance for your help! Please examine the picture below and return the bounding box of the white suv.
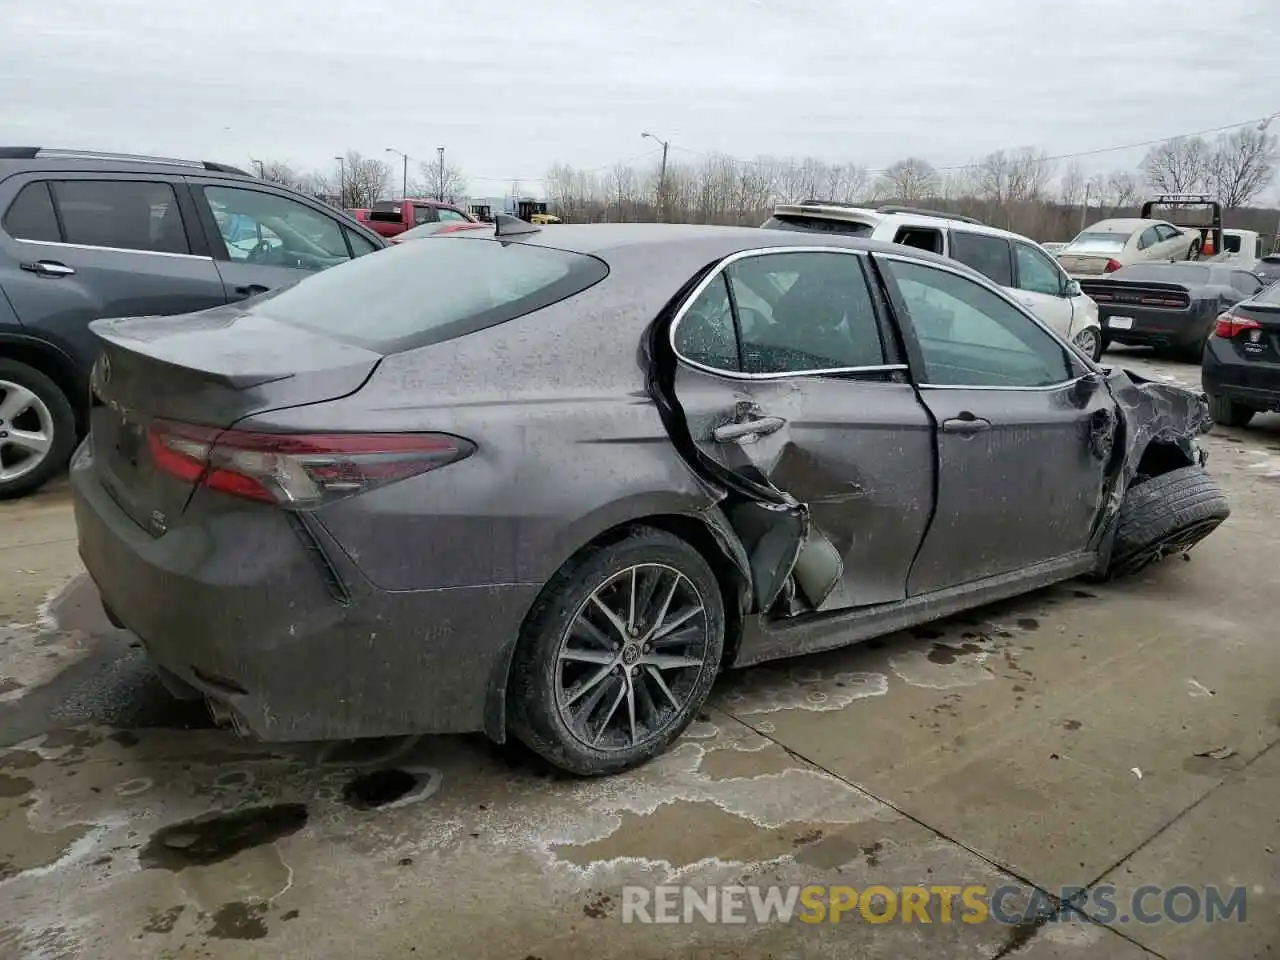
[763,203,1104,359]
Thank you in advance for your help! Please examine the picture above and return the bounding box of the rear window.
[1066,232,1128,253]
[1253,282,1280,306]
[368,201,406,223]
[248,236,609,353]
[761,215,873,237]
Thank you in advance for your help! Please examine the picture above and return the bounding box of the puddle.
[139,804,309,870]
[342,769,417,810]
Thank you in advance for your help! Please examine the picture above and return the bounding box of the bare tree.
[257,160,306,191]
[1210,128,1278,208]
[1141,137,1213,194]
[879,157,938,201]
[417,158,467,203]
[341,151,391,208]
[1059,161,1086,208]
[1106,170,1141,210]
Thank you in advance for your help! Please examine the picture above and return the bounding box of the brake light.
[147,420,474,507]
[1213,313,1263,339]
[1103,259,1123,273]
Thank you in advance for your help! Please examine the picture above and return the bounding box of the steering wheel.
[245,239,273,263]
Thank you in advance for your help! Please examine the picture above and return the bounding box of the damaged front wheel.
[1107,466,1230,578]
[507,528,725,776]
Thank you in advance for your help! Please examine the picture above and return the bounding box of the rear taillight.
[1103,259,1123,273]
[147,420,474,507]
[1213,313,1263,339]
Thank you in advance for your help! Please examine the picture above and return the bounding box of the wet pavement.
[2,349,1278,959]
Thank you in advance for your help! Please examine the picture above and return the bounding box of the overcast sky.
[2,0,1277,196]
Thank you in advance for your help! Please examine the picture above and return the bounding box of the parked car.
[1078,262,1266,360]
[1202,278,1280,426]
[764,203,1103,358]
[1254,254,1280,287]
[1057,218,1199,276]
[0,147,386,498]
[1041,241,1068,255]
[72,222,1227,776]
[358,198,477,238]
[388,220,491,244]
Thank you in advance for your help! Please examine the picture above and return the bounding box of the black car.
[0,147,386,498]
[1202,280,1280,427]
[1080,262,1266,361]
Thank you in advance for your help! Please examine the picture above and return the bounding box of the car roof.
[768,201,1046,245]
[478,221,967,269]
[0,147,254,180]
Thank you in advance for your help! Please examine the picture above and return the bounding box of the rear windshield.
[1113,263,1211,284]
[247,237,608,353]
[762,215,874,237]
[1066,232,1128,253]
[1253,281,1280,306]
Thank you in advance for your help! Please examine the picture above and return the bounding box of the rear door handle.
[941,414,992,434]
[20,260,75,278]
[233,283,270,299]
[713,417,786,444]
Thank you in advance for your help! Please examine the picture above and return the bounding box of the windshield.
[762,215,874,237]
[1066,232,1129,253]
[247,236,608,353]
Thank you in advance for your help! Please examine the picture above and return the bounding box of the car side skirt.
[732,550,1097,667]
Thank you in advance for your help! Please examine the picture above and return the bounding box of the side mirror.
[1063,279,1083,298]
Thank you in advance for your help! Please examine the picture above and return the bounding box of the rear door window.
[1138,227,1161,250]
[949,232,1013,286]
[245,236,608,353]
[437,208,470,223]
[673,273,739,371]
[1230,271,1263,297]
[3,182,61,242]
[49,180,190,254]
[1013,242,1064,296]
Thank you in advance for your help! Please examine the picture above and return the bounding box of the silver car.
[72,222,1228,775]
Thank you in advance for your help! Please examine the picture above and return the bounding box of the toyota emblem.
[100,353,112,384]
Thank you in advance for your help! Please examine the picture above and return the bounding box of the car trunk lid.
[1060,252,1120,275]
[1229,298,1280,366]
[88,304,381,534]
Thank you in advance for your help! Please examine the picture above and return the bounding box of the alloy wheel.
[555,562,710,751]
[0,380,54,483]
[1074,328,1101,361]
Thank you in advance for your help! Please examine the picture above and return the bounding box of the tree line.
[256,127,1278,243]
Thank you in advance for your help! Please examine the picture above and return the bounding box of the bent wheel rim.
[1112,516,1224,576]
[0,380,55,483]
[555,562,710,752]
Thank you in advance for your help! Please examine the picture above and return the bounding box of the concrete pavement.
[1,350,1277,959]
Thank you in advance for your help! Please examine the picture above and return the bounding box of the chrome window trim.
[875,250,1096,389]
[668,245,905,381]
[14,238,214,261]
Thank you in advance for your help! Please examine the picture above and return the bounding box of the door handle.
[20,260,75,278]
[713,417,786,444]
[233,283,270,298]
[941,413,992,434]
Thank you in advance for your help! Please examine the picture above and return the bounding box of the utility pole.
[385,147,409,198]
[437,146,445,201]
[641,131,670,222]
[334,155,346,207]
[1080,181,1090,233]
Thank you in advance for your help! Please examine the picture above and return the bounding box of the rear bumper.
[1098,307,1212,349]
[1202,339,1280,411]
[70,441,539,742]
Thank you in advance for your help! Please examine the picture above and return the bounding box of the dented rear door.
[665,249,935,613]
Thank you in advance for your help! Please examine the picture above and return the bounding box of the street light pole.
[437,146,445,201]
[385,148,409,198]
[250,157,265,178]
[1258,113,1280,254]
[641,131,670,222]
[334,155,346,207]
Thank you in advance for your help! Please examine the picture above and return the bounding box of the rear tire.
[0,359,76,500]
[1073,327,1104,362]
[1207,394,1255,428]
[507,527,725,776]
[1108,466,1229,578]
[1187,241,1201,261]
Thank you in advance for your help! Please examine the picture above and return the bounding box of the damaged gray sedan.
[71,221,1229,775]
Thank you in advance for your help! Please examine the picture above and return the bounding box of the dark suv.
[0,147,386,498]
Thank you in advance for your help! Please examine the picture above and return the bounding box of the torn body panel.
[1092,367,1212,563]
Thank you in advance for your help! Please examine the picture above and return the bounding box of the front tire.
[1207,394,1255,428]
[507,527,725,776]
[0,360,76,500]
[1108,466,1229,578]
[1073,327,1103,362]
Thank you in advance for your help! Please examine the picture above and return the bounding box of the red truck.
[352,199,476,238]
